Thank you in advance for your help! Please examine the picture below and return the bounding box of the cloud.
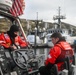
[20,0,76,26]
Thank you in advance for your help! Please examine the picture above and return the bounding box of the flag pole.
[16,18,27,41]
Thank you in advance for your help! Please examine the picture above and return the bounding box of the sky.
[20,0,76,26]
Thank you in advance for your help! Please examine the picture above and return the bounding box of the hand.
[28,44,32,49]
[10,45,17,50]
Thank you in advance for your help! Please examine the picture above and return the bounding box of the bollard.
[62,69,68,75]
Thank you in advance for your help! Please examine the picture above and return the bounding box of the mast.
[53,7,66,28]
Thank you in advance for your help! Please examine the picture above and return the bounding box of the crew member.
[0,25,28,50]
[39,32,74,75]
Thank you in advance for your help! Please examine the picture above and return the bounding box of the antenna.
[53,7,66,28]
[36,12,38,34]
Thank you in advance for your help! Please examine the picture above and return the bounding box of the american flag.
[10,0,25,17]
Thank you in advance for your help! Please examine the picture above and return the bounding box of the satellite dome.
[0,0,13,11]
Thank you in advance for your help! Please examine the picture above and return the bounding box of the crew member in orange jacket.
[39,32,74,75]
[0,25,28,50]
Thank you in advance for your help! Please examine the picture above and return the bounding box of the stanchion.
[34,27,37,55]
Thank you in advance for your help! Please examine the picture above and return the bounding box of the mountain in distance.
[0,18,76,35]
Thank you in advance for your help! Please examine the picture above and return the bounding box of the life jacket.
[2,33,12,48]
[55,42,74,70]
[0,33,28,49]
[0,33,19,48]
[1,33,16,47]
[55,42,74,63]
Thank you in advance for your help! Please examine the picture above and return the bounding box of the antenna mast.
[53,7,66,28]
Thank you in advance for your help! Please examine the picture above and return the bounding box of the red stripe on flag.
[10,0,25,17]
[16,0,23,15]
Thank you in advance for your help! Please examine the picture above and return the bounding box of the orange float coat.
[45,41,74,71]
[0,33,28,48]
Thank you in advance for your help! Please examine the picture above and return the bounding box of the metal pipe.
[16,18,27,41]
